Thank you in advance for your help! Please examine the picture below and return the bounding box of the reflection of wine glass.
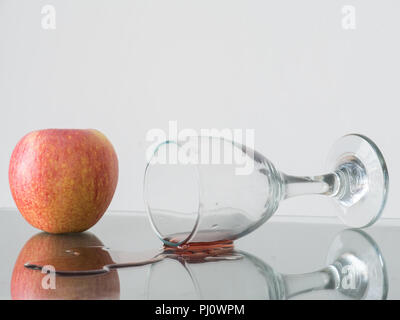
[144,134,389,246]
[146,229,388,300]
[11,232,120,300]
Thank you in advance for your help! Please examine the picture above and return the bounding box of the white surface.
[0,1,398,218]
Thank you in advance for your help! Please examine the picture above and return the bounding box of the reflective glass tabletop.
[1,208,398,300]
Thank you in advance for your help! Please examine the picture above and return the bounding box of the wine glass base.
[326,229,388,300]
[326,134,389,228]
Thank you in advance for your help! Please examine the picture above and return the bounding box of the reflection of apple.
[9,129,118,233]
[11,232,120,300]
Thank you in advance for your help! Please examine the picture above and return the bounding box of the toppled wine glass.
[144,134,389,247]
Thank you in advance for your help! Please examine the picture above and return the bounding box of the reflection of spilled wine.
[24,239,239,276]
[163,239,237,263]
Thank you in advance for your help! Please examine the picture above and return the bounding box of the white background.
[0,0,398,218]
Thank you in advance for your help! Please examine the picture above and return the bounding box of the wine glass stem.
[281,172,340,200]
[282,266,339,299]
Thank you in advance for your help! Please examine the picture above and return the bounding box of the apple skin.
[11,232,120,300]
[9,129,118,233]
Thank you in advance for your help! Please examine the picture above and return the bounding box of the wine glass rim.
[143,140,201,247]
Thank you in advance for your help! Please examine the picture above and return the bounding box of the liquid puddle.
[24,240,241,276]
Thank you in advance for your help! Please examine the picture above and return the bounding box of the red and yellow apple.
[9,129,118,233]
[11,232,120,300]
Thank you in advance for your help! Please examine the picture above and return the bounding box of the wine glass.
[145,229,388,300]
[144,134,389,247]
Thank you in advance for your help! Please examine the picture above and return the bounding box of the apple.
[9,129,118,233]
[11,232,120,300]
